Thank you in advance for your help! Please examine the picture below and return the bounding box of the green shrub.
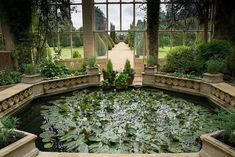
[114,72,129,87]
[0,71,22,86]
[206,59,225,74]
[164,46,196,73]
[108,35,115,47]
[136,38,145,56]
[85,57,98,68]
[195,40,233,74]
[123,59,135,76]
[96,34,107,56]
[197,40,233,60]
[41,60,70,78]
[217,109,235,145]
[22,64,40,75]
[147,55,157,67]
[102,35,113,50]
[73,50,82,58]
[227,50,235,75]
[0,117,19,148]
[102,60,116,84]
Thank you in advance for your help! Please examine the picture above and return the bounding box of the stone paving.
[108,42,134,71]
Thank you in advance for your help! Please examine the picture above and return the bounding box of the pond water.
[18,87,219,153]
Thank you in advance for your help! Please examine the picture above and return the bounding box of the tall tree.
[147,0,160,66]
[213,0,235,45]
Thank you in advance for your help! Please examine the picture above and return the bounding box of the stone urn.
[21,74,42,84]
[202,73,224,83]
[86,67,100,75]
[200,131,235,157]
[144,66,158,75]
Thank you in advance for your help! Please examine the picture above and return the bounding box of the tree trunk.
[213,0,235,46]
[147,0,160,66]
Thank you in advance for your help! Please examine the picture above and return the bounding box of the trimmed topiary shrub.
[163,46,196,73]
[136,38,145,57]
[96,34,107,56]
[73,50,82,58]
[101,34,113,50]
[108,35,115,47]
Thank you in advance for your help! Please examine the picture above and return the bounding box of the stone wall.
[0,74,100,117]
[143,73,235,108]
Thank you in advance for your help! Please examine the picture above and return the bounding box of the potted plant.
[202,59,224,83]
[41,60,70,79]
[123,59,135,85]
[114,72,129,89]
[0,116,39,157]
[21,63,42,84]
[101,79,112,90]
[102,59,117,85]
[200,109,235,157]
[85,57,100,75]
[144,55,158,74]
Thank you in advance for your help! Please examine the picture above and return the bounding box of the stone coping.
[0,129,39,157]
[212,83,235,97]
[0,83,33,101]
[200,131,235,157]
[0,74,100,117]
[142,73,235,108]
[37,152,199,157]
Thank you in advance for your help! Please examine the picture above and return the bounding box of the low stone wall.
[0,74,100,117]
[143,73,235,108]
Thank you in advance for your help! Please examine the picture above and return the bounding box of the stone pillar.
[82,0,95,58]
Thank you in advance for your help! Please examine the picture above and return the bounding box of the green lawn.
[50,47,84,59]
[50,46,170,59]
[159,46,171,58]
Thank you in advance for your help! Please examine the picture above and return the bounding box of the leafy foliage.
[102,60,116,85]
[22,64,40,75]
[72,50,82,58]
[41,60,69,78]
[0,117,20,148]
[123,59,135,84]
[39,88,218,153]
[163,46,196,73]
[216,109,235,145]
[114,72,129,88]
[96,34,107,56]
[84,57,98,68]
[0,71,22,86]
[147,55,157,67]
[206,59,225,74]
[195,40,233,74]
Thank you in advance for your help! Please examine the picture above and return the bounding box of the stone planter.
[200,131,235,157]
[202,73,224,83]
[21,74,42,84]
[0,130,39,157]
[128,74,135,85]
[144,67,157,75]
[86,67,100,75]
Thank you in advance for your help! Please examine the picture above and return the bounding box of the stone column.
[82,0,95,58]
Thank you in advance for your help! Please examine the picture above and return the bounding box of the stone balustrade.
[0,74,100,117]
[143,73,235,108]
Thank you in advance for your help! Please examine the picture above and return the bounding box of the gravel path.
[108,42,134,71]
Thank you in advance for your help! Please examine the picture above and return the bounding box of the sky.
[71,3,146,30]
